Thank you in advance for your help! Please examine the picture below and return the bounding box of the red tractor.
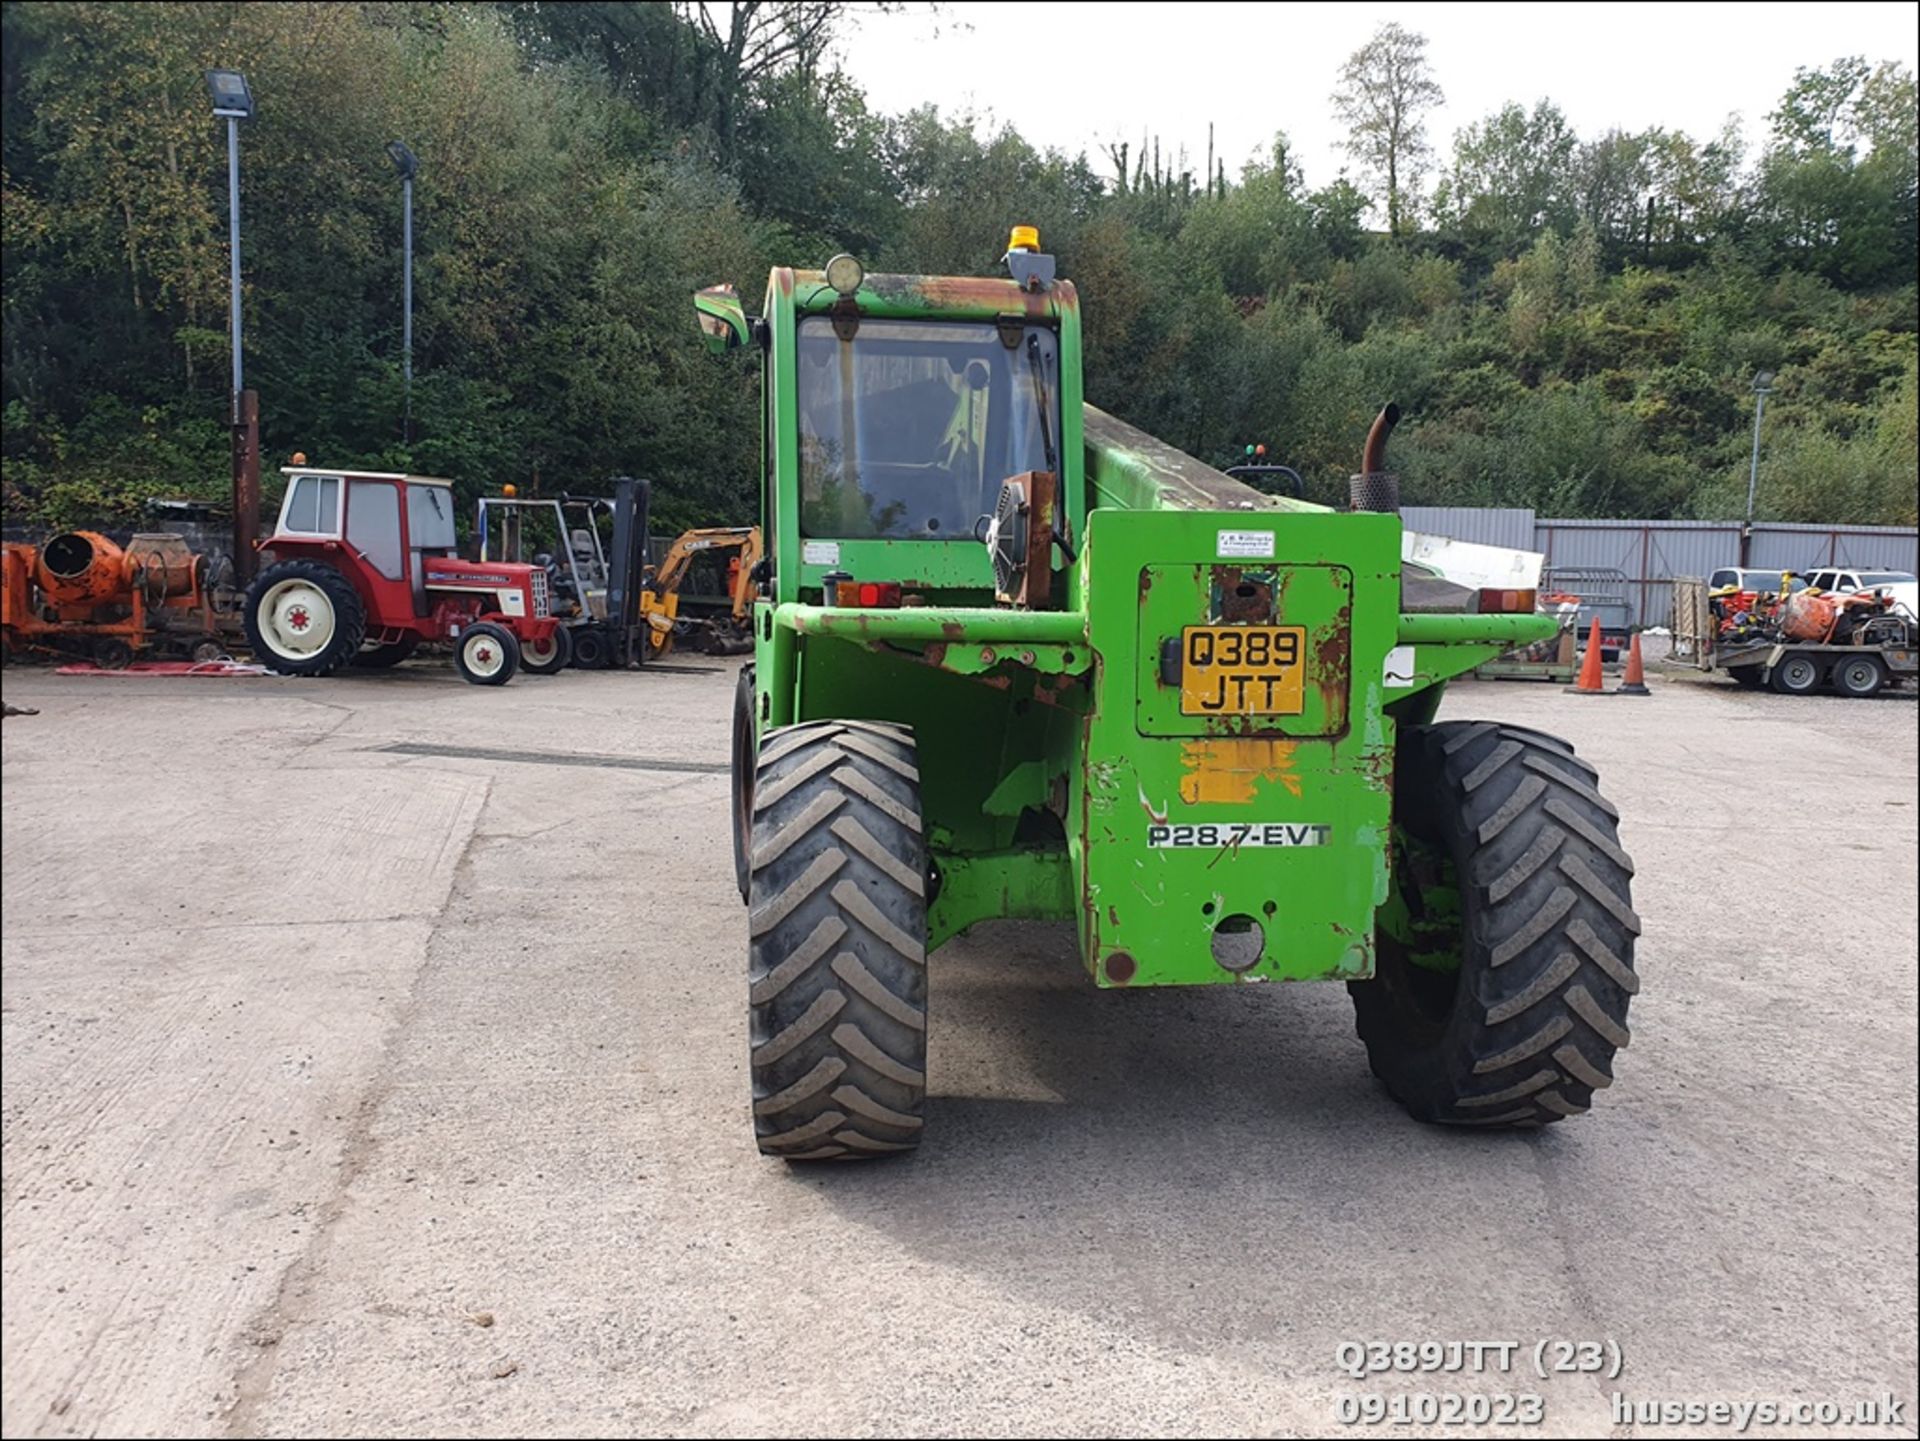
[244,467,568,685]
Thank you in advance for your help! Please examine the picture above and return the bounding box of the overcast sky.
[837,2,1920,195]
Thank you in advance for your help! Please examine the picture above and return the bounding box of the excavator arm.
[644,527,764,656]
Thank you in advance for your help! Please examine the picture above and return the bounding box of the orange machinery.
[646,525,763,658]
[1,531,228,667]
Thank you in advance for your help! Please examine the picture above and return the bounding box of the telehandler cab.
[697,231,1640,1161]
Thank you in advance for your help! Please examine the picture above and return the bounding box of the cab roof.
[777,267,1070,323]
[279,467,454,487]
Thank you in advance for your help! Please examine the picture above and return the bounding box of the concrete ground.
[2,658,1914,1439]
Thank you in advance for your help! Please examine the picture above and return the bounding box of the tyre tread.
[748,721,927,1161]
[1351,720,1640,1128]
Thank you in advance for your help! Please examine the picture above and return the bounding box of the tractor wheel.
[1769,653,1824,695]
[351,635,419,669]
[244,559,366,677]
[1729,666,1764,689]
[454,622,519,686]
[730,665,757,903]
[748,720,927,1160]
[1831,654,1886,699]
[570,625,610,670]
[519,626,573,676]
[1351,720,1640,1128]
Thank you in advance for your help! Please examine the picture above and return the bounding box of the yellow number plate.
[1179,625,1307,715]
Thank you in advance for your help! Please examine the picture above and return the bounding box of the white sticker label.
[802,540,840,566]
[1383,645,1417,688]
[1148,822,1331,849]
[1216,529,1275,559]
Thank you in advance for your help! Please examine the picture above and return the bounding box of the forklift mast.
[605,475,653,668]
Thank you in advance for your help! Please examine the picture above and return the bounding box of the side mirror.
[694,284,750,354]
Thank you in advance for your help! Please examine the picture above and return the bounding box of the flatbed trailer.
[1671,576,1916,698]
[1713,637,1916,696]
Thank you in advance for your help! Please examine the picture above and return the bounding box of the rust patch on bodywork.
[1211,566,1275,624]
[1031,675,1076,708]
[1178,739,1304,804]
[1313,600,1353,717]
[916,273,1054,318]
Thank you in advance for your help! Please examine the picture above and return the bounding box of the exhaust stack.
[1351,403,1402,514]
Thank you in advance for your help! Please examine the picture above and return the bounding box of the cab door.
[405,484,459,615]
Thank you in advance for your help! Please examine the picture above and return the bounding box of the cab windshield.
[796,316,1060,540]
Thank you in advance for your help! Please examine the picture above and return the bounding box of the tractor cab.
[271,467,461,616]
[248,467,562,684]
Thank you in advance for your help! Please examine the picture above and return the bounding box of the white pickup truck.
[1800,567,1919,622]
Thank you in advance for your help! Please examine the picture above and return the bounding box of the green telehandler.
[695,231,1640,1161]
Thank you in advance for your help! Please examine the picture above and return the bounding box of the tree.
[1755,59,1917,286]
[1769,56,1873,156]
[1571,128,1650,252]
[1331,22,1444,237]
[678,2,896,159]
[1854,62,1918,281]
[1439,100,1577,255]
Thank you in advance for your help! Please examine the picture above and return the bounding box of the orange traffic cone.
[1565,617,1607,695]
[1618,632,1650,696]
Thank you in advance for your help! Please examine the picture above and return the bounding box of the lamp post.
[206,69,259,582]
[1741,369,1774,566]
[386,141,417,438]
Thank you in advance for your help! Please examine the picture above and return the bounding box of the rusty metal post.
[232,388,260,584]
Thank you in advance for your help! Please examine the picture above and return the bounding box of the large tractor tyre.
[454,622,520,686]
[1830,654,1886,699]
[1351,720,1641,1128]
[1769,653,1824,695]
[730,665,757,903]
[352,635,419,669]
[519,626,573,676]
[244,559,367,677]
[747,720,927,1160]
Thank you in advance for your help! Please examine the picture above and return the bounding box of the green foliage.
[1,3,1913,535]
[1437,101,1577,252]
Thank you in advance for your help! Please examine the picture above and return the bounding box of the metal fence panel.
[1747,525,1919,575]
[1537,521,1646,576]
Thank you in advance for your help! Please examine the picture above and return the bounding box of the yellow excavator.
[646,525,762,658]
